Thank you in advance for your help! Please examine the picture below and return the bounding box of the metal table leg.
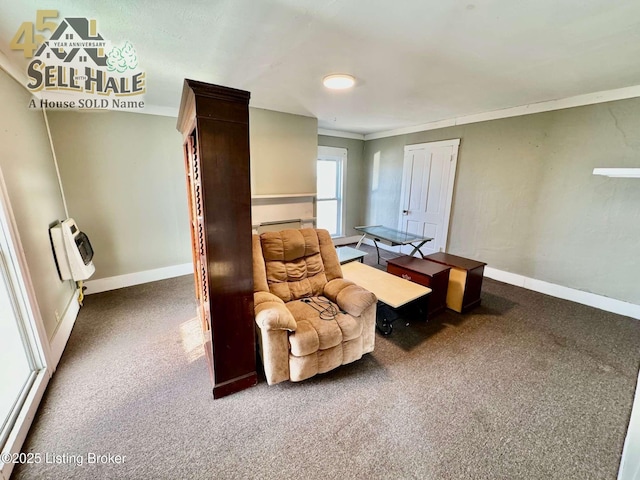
[373,238,383,265]
[355,233,367,249]
[408,240,428,258]
[376,302,396,335]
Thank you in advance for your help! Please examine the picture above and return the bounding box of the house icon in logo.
[34,17,107,67]
[20,10,145,106]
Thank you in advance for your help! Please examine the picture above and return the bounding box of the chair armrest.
[323,278,377,317]
[254,291,297,332]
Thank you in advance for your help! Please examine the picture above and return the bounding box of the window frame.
[0,166,51,480]
[316,146,347,238]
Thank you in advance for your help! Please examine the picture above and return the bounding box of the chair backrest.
[252,228,343,302]
[256,219,302,234]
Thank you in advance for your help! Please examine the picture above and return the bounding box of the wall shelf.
[251,193,316,200]
[251,193,316,228]
[593,168,640,178]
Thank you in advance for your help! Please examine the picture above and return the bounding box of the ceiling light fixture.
[323,74,356,90]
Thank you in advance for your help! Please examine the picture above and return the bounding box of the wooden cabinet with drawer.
[423,252,486,313]
[386,256,451,316]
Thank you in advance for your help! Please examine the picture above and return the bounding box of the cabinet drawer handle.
[402,274,412,281]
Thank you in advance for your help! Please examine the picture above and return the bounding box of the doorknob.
[402,210,409,215]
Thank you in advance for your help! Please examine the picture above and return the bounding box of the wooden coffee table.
[342,262,431,334]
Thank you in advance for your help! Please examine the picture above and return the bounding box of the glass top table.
[336,246,367,265]
[354,225,434,264]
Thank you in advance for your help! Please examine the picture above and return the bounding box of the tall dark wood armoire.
[176,79,257,399]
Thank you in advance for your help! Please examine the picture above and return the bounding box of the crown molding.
[317,128,365,140]
[364,84,640,140]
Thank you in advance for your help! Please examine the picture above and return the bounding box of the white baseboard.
[84,251,640,320]
[84,263,194,295]
[485,266,640,320]
[359,239,640,320]
[49,289,81,370]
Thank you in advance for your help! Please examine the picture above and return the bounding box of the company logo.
[10,10,145,110]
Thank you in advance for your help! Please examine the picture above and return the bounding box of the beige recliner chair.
[252,228,377,385]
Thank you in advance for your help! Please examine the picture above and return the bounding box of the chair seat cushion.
[286,297,363,356]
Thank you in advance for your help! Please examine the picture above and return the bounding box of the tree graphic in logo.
[11,10,146,108]
[106,41,138,73]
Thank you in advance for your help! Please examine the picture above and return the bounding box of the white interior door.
[398,139,460,256]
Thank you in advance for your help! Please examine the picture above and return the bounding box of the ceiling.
[2,0,640,135]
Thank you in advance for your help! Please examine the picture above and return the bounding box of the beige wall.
[39,94,640,306]
[47,111,191,280]
[0,69,76,339]
[318,135,366,238]
[363,98,640,305]
[250,108,318,195]
[47,107,319,281]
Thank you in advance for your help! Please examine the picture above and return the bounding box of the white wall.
[46,107,319,287]
[363,98,640,306]
[47,111,191,281]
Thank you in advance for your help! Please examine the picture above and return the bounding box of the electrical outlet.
[55,310,60,322]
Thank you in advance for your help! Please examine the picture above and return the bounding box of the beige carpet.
[12,263,640,479]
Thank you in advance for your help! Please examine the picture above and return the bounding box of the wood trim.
[185,79,251,103]
[212,372,258,399]
[178,80,257,399]
[176,82,195,141]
